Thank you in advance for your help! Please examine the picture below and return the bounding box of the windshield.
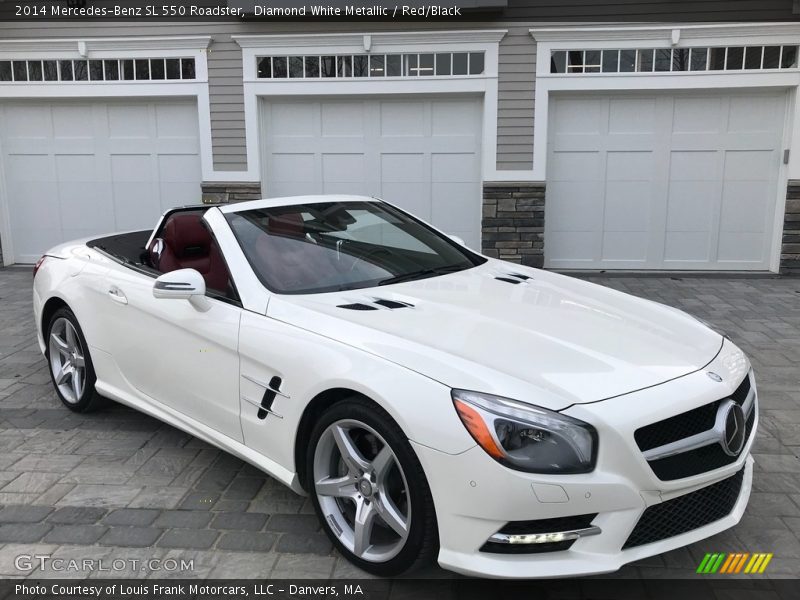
[226,201,485,294]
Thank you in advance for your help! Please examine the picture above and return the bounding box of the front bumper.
[415,340,756,578]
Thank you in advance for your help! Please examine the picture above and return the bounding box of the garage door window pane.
[12,61,28,82]
[436,53,451,75]
[567,51,583,73]
[258,57,271,78]
[272,56,287,78]
[59,60,74,81]
[28,61,43,81]
[134,59,149,79]
[305,56,320,77]
[404,54,418,76]
[321,56,336,77]
[386,54,402,76]
[468,52,484,74]
[726,47,744,69]
[74,61,88,81]
[690,48,708,71]
[762,46,781,69]
[637,49,653,72]
[781,46,798,68]
[337,56,352,77]
[150,59,165,80]
[709,48,726,70]
[584,50,601,72]
[180,58,195,79]
[602,50,619,72]
[419,53,434,76]
[122,60,134,80]
[289,56,304,78]
[88,60,103,80]
[551,51,566,73]
[369,55,385,77]
[654,49,671,71]
[104,60,119,81]
[452,53,468,75]
[619,49,636,72]
[166,58,180,79]
[0,61,11,81]
[353,55,369,77]
[744,47,762,69]
[671,48,689,71]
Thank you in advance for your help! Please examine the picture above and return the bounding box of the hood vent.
[338,298,414,311]
[373,299,413,309]
[495,272,533,285]
[337,303,379,311]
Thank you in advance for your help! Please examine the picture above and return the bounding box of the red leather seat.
[150,213,229,294]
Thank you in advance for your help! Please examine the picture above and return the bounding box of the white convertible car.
[33,195,757,578]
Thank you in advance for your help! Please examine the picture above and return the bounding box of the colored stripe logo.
[696,552,773,574]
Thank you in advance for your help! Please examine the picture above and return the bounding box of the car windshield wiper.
[377,264,467,286]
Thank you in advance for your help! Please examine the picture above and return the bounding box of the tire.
[306,397,439,577]
[45,307,104,413]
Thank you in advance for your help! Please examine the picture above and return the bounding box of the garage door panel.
[547,181,604,231]
[380,102,426,137]
[603,182,652,232]
[552,98,603,134]
[549,152,602,182]
[1,100,201,263]
[547,232,596,262]
[262,96,482,249]
[608,98,657,133]
[602,232,649,262]
[664,232,711,262]
[547,91,785,270]
[667,181,717,231]
[269,103,316,136]
[322,103,366,137]
[720,181,770,233]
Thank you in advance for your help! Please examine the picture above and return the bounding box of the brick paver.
[1,267,799,579]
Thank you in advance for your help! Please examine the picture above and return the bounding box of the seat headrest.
[267,213,305,238]
[163,213,211,259]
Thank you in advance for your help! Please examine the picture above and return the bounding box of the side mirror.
[448,234,466,246]
[153,268,206,300]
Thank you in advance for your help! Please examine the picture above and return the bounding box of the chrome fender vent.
[338,299,414,311]
[337,303,378,311]
[494,272,533,285]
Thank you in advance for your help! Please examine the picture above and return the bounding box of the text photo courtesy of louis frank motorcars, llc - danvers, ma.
[0,0,800,599]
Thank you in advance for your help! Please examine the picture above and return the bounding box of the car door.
[98,240,243,443]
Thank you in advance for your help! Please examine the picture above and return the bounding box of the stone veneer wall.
[201,182,263,205]
[782,181,800,274]
[481,182,546,268]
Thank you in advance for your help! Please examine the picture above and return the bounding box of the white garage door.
[546,91,787,270]
[260,96,483,249]
[0,100,201,264]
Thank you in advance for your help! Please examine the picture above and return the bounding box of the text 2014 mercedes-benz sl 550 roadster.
[33,195,757,578]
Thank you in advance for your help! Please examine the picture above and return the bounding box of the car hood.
[267,261,723,410]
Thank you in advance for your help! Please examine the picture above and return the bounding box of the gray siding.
[497,26,535,170]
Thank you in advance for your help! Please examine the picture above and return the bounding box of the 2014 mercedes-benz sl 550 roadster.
[33,195,757,578]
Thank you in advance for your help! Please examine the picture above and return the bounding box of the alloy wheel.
[313,419,411,562]
[48,317,86,404]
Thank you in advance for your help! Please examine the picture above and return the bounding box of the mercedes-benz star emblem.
[707,372,723,382]
[718,400,746,457]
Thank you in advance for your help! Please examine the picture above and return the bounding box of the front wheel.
[46,307,104,413]
[307,398,438,576]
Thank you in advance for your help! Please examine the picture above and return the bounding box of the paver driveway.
[0,267,798,579]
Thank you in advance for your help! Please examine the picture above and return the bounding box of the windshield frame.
[224,199,486,296]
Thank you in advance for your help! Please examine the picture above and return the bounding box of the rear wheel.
[307,397,438,576]
[46,307,104,413]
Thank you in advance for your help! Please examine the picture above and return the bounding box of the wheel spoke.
[371,445,395,485]
[71,368,83,400]
[332,425,370,474]
[374,494,409,538]
[73,353,85,369]
[50,332,69,354]
[315,474,358,499]
[65,323,77,352]
[55,363,72,386]
[352,498,377,557]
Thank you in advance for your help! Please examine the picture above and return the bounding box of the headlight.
[452,389,597,474]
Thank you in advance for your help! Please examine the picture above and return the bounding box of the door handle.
[107,286,128,305]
